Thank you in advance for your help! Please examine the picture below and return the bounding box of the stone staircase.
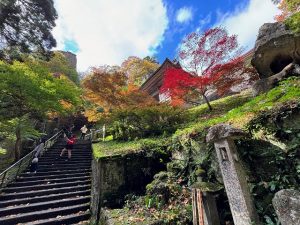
[0,139,92,225]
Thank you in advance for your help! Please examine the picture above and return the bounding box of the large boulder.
[272,189,300,225]
[251,22,300,78]
[252,62,300,95]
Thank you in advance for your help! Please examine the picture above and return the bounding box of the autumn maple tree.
[273,0,299,21]
[121,56,159,86]
[161,27,257,110]
[82,66,155,121]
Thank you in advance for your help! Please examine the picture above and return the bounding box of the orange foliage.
[59,99,73,109]
[82,66,156,121]
[276,0,291,21]
[275,0,300,21]
[121,56,159,86]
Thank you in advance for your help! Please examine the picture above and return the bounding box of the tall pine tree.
[0,0,57,60]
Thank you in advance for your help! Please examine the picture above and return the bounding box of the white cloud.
[52,0,168,71]
[216,0,280,50]
[196,14,212,32]
[176,7,193,24]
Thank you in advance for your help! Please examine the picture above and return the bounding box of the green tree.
[0,60,81,160]
[0,0,57,60]
[26,52,80,84]
[0,115,40,160]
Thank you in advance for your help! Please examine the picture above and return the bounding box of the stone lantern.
[206,124,260,225]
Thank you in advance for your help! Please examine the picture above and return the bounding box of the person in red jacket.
[60,134,76,161]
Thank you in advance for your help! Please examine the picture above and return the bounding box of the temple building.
[140,58,181,102]
[140,51,254,104]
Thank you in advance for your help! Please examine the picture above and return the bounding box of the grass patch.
[186,89,252,122]
[177,77,300,136]
[93,136,168,158]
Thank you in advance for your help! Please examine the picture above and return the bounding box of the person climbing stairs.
[0,139,92,225]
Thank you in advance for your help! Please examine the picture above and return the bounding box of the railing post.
[15,160,23,180]
[91,129,95,141]
[102,125,106,142]
[0,171,7,188]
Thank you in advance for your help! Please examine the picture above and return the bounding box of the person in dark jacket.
[30,157,38,173]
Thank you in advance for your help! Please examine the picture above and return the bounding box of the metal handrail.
[84,129,102,141]
[0,130,64,189]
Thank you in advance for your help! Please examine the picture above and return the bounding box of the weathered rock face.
[272,189,300,225]
[59,51,77,70]
[251,22,300,78]
[206,124,247,143]
[90,148,169,224]
[252,63,300,95]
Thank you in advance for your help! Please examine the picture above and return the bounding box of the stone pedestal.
[206,124,260,225]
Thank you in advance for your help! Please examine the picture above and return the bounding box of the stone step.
[20,168,91,177]
[48,149,91,152]
[53,143,90,147]
[39,158,92,163]
[40,155,92,159]
[25,165,91,173]
[0,196,90,217]
[46,151,91,154]
[3,180,90,193]
[41,152,92,157]
[0,203,89,225]
[39,156,92,160]
[38,160,91,165]
[18,171,91,181]
[0,140,92,224]
[37,163,91,168]
[21,211,90,225]
[38,160,92,165]
[44,150,91,154]
[0,185,91,200]
[9,175,90,187]
[0,190,90,208]
[43,147,91,151]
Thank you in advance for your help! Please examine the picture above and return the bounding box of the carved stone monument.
[206,124,260,225]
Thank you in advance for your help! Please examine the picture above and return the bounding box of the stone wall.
[90,150,167,224]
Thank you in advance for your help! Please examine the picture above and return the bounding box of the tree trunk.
[14,126,22,161]
[202,93,213,111]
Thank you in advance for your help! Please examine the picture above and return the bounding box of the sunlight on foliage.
[177,77,300,136]
[0,148,7,155]
[93,137,168,158]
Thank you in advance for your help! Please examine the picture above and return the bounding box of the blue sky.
[155,0,249,62]
[53,0,279,71]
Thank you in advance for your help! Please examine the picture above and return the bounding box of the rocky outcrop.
[252,63,300,95]
[272,189,300,225]
[59,51,77,70]
[251,22,300,78]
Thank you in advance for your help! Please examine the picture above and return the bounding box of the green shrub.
[110,104,184,141]
[285,11,300,34]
